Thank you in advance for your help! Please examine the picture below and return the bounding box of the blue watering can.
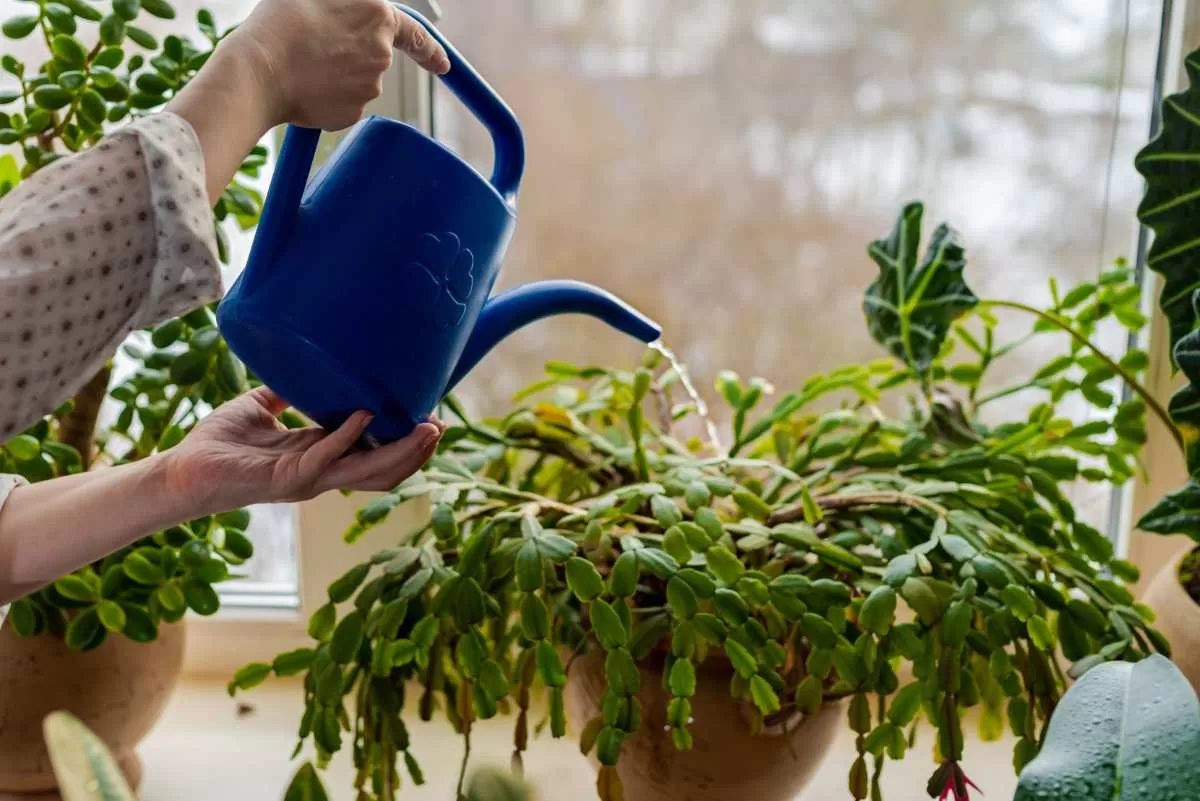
[217,5,661,444]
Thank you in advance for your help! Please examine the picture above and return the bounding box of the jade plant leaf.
[1136,46,1200,367]
[42,711,137,801]
[863,201,978,380]
[1013,655,1200,800]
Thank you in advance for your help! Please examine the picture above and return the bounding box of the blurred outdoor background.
[436,0,1160,428]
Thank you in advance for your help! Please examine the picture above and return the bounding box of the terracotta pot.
[0,621,185,798]
[1143,549,1200,695]
[564,648,842,801]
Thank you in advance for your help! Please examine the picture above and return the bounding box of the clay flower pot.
[0,621,185,798]
[1143,548,1200,695]
[564,648,842,801]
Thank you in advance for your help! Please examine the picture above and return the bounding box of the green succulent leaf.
[282,763,330,801]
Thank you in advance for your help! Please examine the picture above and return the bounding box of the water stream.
[650,340,723,454]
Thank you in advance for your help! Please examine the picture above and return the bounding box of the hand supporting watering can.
[0,2,659,607]
[0,1,453,606]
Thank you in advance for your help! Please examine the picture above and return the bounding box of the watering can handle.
[394,4,525,204]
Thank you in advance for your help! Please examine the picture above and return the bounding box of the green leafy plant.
[0,0,272,648]
[234,203,1166,801]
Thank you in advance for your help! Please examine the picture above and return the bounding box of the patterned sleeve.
[0,111,221,440]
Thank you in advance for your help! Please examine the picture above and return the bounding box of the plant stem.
[769,491,948,527]
[983,299,1183,453]
[975,380,1042,407]
[456,712,472,801]
[56,363,111,469]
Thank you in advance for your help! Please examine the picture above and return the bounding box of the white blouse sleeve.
[0,111,222,440]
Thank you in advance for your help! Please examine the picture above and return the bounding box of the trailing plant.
[234,203,1168,801]
[0,0,273,648]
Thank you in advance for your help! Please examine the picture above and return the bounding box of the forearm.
[0,455,203,605]
[165,34,280,205]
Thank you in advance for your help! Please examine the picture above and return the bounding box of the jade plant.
[0,0,273,647]
[233,203,1169,801]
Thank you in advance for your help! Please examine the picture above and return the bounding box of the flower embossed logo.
[410,231,475,330]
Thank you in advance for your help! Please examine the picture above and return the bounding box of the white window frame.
[183,27,440,676]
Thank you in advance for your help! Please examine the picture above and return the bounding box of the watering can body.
[218,6,660,444]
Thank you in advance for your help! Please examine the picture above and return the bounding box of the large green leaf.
[1137,478,1200,540]
[1136,47,1200,368]
[864,202,978,381]
[1137,48,1200,528]
[1014,655,1200,800]
[42,712,137,801]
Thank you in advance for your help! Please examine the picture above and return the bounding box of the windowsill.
[137,677,1020,800]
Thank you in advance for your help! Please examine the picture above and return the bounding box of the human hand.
[228,0,450,132]
[161,387,444,514]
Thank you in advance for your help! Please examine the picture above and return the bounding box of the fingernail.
[422,426,442,450]
[359,412,375,429]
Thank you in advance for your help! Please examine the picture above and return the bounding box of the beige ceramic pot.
[1143,548,1200,695]
[0,620,185,798]
[564,648,842,801]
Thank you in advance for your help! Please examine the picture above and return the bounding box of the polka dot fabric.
[0,112,221,440]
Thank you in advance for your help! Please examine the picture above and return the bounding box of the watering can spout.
[447,280,661,390]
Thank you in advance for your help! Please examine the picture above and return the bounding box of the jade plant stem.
[982,299,1183,453]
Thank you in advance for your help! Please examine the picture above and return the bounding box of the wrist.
[168,30,282,145]
[144,450,216,523]
[216,28,288,132]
